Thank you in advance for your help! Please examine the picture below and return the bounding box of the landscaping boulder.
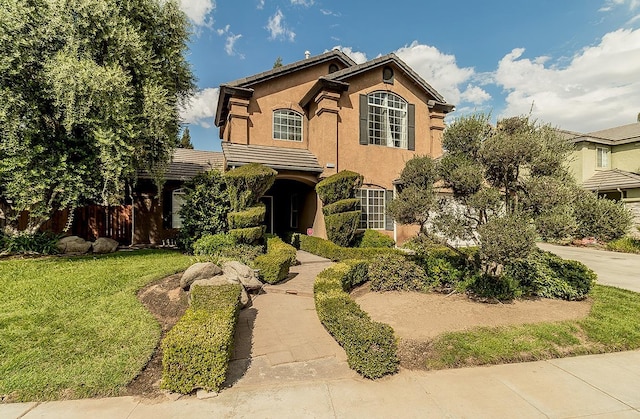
[180,262,223,290]
[92,237,119,254]
[222,261,263,291]
[57,236,92,254]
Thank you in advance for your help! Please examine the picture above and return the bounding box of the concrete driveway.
[537,242,640,293]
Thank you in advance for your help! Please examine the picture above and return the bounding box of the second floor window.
[596,146,610,168]
[273,109,303,142]
[368,91,408,149]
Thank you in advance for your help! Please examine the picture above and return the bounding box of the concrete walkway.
[538,242,640,292]
[3,250,640,418]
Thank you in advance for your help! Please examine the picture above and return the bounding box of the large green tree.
[0,0,194,233]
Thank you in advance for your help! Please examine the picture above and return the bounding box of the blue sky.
[178,0,640,151]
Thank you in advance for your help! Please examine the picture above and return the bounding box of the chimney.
[304,50,310,59]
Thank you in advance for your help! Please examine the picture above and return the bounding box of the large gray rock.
[57,236,92,254]
[92,237,119,254]
[180,262,223,290]
[222,261,263,291]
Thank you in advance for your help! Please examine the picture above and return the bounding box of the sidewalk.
[3,250,640,418]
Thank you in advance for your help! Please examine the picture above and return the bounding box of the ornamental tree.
[0,0,194,233]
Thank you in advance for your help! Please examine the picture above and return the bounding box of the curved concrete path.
[3,250,640,418]
[538,242,640,292]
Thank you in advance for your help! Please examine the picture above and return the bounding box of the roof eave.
[214,85,254,130]
[299,78,350,108]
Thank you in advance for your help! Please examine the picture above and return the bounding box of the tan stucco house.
[565,121,640,226]
[212,50,453,244]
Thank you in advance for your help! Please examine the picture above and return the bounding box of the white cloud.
[225,34,243,57]
[180,88,220,129]
[600,0,640,11]
[216,24,230,35]
[257,0,265,9]
[494,28,640,132]
[321,9,340,16]
[394,41,486,106]
[178,0,215,27]
[291,0,314,5]
[266,9,295,41]
[330,46,367,64]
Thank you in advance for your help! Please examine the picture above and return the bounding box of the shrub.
[227,204,266,229]
[478,212,537,267]
[535,205,576,240]
[314,261,398,378]
[322,198,360,216]
[254,236,297,284]
[607,236,640,254]
[298,235,402,261]
[192,233,236,256]
[161,284,241,394]
[325,211,360,247]
[414,253,464,289]
[467,273,522,301]
[356,229,395,248]
[0,231,62,255]
[177,170,230,252]
[316,171,363,205]
[574,190,632,241]
[224,164,277,212]
[368,253,430,292]
[229,226,266,244]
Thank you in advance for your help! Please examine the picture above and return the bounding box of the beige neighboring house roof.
[221,142,323,173]
[569,122,640,146]
[139,148,224,181]
[583,169,640,191]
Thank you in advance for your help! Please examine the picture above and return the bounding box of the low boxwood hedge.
[254,236,297,284]
[227,205,266,229]
[314,261,398,378]
[161,284,241,394]
[298,234,402,261]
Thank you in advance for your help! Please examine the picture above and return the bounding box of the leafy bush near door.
[316,170,363,247]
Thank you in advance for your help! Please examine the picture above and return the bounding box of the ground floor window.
[357,188,386,230]
[171,189,185,229]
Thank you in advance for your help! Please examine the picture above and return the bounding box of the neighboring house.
[565,121,640,227]
[209,49,454,244]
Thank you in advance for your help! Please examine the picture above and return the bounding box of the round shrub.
[229,226,266,244]
[368,253,430,292]
[192,233,236,256]
[316,171,363,205]
[356,229,395,248]
[573,190,632,241]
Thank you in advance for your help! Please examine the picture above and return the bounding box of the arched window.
[367,91,408,149]
[273,109,303,142]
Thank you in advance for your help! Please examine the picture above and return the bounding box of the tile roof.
[221,142,323,173]
[583,169,640,191]
[569,123,640,145]
[139,148,224,181]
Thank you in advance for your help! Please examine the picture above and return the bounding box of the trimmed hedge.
[193,233,236,256]
[316,170,363,205]
[298,234,402,261]
[224,163,277,212]
[227,204,266,229]
[325,210,361,247]
[254,236,297,284]
[357,229,395,248]
[314,261,398,378]
[368,253,430,292]
[161,284,241,394]
[229,226,266,244]
[322,198,360,216]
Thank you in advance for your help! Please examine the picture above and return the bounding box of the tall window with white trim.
[357,188,386,230]
[368,92,408,149]
[596,146,610,168]
[273,109,303,142]
[171,189,186,228]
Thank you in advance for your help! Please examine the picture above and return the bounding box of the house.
[202,49,453,245]
[565,121,640,227]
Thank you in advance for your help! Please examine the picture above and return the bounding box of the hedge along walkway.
[224,250,357,388]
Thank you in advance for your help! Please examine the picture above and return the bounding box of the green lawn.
[0,250,193,402]
[424,285,640,369]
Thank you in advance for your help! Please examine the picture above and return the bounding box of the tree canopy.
[178,127,194,149]
[0,0,194,233]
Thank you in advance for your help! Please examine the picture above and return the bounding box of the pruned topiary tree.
[316,170,363,247]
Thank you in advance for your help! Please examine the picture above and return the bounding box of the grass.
[0,249,193,402]
[606,236,640,254]
[424,285,640,369]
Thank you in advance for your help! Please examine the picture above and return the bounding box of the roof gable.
[569,122,640,145]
